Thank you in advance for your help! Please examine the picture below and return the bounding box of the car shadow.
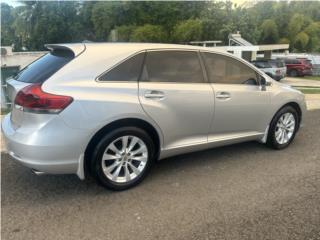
[1,141,273,204]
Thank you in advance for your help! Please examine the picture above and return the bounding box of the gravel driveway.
[1,110,320,240]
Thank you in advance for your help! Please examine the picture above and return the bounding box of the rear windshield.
[270,60,285,68]
[14,49,74,83]
[252,61,272,68]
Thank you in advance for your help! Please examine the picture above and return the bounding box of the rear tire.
[266,106,299,150]
[288,69,298,77]
[90,127,155,191]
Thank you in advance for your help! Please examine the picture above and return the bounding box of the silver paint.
[1,43,307,179]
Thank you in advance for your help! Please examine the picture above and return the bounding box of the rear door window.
[143,50,204,83]
[99,52,145,81]
[14,49,74,83]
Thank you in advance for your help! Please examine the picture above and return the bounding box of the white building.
[189,32,289,62]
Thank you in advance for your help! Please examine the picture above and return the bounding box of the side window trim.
[141,49,207,84]
[96,50,146,82]
[200,50,263,86]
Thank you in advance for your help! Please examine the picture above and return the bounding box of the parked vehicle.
[251,59,286,81]
[2,43,307,190]
[282,58,313,77]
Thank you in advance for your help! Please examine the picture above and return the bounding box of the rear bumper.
[1,113,88,179]
[273,74,286,81]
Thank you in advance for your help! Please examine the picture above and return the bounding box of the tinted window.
[270,60,285,68]
[202,52,258,85]
[253,61,271,68]
[14,50,74,83]
[143,51,204,83]
[99,52,145,81]
[285,59,300,64]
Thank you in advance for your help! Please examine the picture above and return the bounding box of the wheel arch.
[272,101,302,127]
[84,118,162,177]
[281,102,302,123]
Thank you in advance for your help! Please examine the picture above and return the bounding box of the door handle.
[216,92,231,99]
[144,90,165,99]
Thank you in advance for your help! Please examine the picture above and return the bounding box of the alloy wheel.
[275,112,296,145]
[101,136,148,183]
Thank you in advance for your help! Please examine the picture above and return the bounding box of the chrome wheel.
[275,112,296,145]
[101,136,148,183]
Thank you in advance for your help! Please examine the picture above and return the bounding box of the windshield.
[14,49,74,83]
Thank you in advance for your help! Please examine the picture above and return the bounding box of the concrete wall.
[1,50,46,69]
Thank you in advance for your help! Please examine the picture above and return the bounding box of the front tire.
[267,106,299,149]
[90,127,155,190]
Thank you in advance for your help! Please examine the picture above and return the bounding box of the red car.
[283,58,313,77]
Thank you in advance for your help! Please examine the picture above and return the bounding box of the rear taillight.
[14,84,73,114]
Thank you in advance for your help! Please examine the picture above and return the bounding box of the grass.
[299,76,320,81]
[296,88,320,94]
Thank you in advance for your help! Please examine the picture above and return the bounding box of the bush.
[112,25,136,42]
[278,38,290,44]
[172,19,203,43]
[260,19,279,44]
[130,24,167,42]
[293,32,309,51]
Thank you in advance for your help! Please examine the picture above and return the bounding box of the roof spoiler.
[44,43,86,57]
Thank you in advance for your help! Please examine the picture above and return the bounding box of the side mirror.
[260,77,268,91]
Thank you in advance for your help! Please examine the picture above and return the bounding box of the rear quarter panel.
[41,45,164,151]
[43,79,164,152]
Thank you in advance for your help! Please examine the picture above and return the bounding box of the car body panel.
[209,84,271,138]
[138,82,214,150]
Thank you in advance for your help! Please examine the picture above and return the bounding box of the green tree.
[130,24,167,42]
[288,14,307,41]
[279,38,290,44]
[2,0,320,52]
[1,3,15,46]
[304,22,320,51]
[293,32,309,51]
[260,19,279,44]
[111,25,136,42]
[10,1,82,50]
[172,19,203,43]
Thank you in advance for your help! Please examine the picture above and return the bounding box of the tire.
[266,106,299,150]
[288,69,298,77]
[90,126,155,191]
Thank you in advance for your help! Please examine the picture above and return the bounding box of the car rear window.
[14,49,74,83]
[99,52,145,81]
[284,59,300,64]
[270,60,285,68]
[253,61,272,68]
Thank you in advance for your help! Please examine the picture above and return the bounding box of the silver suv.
[251,59,286,81]
[2,43,306,190]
